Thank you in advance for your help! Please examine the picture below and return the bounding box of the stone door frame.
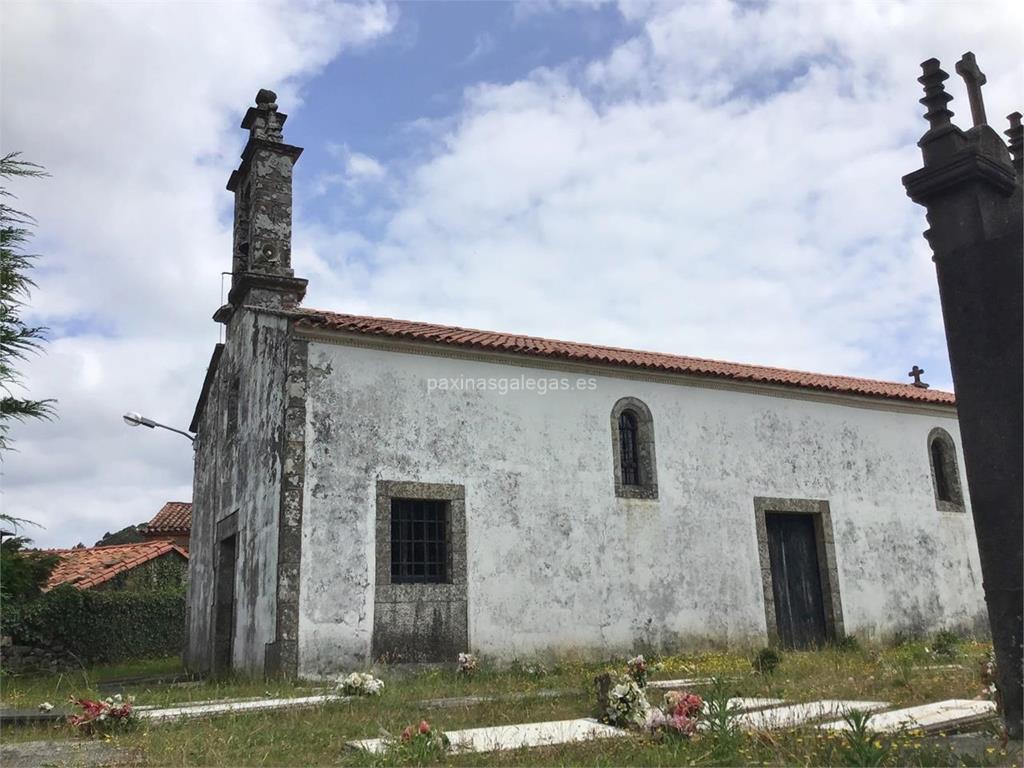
[753,497,845,646]
[213,511,239,676]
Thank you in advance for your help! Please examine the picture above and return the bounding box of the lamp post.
[122,411,195,443]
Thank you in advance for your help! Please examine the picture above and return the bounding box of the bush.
[932,630,960,658]
[1,586,185,664]
[0,537,59,601]
[840,708,886,766]
[701,678,742,761]
[834,634,862,652]
[752,646,782,674]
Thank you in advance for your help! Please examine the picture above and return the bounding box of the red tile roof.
[147,501,192,535]
[43,540,188,591]
[296,309,956,406]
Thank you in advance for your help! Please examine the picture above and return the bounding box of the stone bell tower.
[903,53,1023,739]
[224,89,307,311]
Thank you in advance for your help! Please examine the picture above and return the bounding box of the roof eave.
[294,322,957,414]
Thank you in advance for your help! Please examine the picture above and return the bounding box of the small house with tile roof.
[45,541,188,592]
[145,501,192,549]
[185,91,987,679]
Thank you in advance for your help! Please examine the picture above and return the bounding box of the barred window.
[928,428,964,511]
[390,498,448,583]
[619,410,640,486]
[610,397,658,499]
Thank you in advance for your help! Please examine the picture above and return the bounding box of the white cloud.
[315,142,388,193]
[346,152,386,181]
[298,0,1022,394]
[0,0,396,546]
[460,32,496,67]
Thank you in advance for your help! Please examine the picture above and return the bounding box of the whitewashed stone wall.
[296,337,986,678]
[187,308,290,675]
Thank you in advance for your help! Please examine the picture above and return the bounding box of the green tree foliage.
[1,155,58,585]
[0,535,59,600]
[95,523,149,547]
[1,151,55,460]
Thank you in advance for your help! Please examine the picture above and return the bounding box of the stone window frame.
[927,427,965,513]
[610,396,658,499]
[753,497,845,647]
[375,480,467,604]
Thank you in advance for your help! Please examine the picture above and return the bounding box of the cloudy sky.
[2,0,1021,548]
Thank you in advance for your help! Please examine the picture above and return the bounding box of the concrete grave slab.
[348,718,625,755]
[349,698,785,756]
[646,677,716,690]
[819,699,996,735]
[725,698,786,712]
[140,693,349,721]
[138,692,326,711]
[415,688,581,709]
[736,700,889,731]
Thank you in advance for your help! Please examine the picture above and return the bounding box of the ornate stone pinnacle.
[255,89,278,108]
[955,52,987,127]
[1006,112,1023,167]
[243,89,285,143]
[918,59,954,131]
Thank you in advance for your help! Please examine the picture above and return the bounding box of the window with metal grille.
[931,440,952,502]
[390,498,448,584]
[619,410,640,486]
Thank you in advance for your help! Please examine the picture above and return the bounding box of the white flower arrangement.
[605,677,651,729]
[339,671,385,696]
[38,701,54,713]
[457,652,478,676]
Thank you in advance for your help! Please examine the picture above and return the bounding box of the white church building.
[184,91,986,679]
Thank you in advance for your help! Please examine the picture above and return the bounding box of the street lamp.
[122,411,195,443]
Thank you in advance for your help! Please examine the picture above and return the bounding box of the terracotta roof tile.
[147,501,192,535]
[42,540,188,591]
[296,309,955,406]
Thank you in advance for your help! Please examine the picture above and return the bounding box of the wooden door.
[766,513,828,649]
[213,533,237,674]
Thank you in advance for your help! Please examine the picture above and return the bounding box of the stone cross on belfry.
[955,52,987,127]
[908,365,929,389]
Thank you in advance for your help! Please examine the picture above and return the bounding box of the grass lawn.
[0,638,1014,766]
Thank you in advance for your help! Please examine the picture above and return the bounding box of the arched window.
[610,397,658,499]
[618,410,640,486]
[928,428,964,511]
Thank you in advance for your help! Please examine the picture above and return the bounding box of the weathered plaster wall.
[297,340,986,677]
[186,309,290,674]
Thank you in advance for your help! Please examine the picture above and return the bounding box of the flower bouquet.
[67,694,136,736]
[646,690,703,737]
[626,654,649,687]
[338,671,385,696]
[605,677,651,729]
[457,652,478,677]
[389,720,451,760]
